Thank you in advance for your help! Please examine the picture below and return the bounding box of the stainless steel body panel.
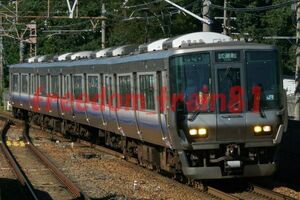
[9,42,286,179]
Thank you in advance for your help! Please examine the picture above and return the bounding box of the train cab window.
[21,74,29,94]
[12,74,19,93]
[50,75,59,97]
[39,75,47,96]
[139,74,155,110]
[73,75,83,101]
[170,53,212,113]
[87,75,99,103]
[118,75,131,107]
[246,51,280,110]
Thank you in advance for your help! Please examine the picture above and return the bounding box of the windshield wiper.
[188,109,202,122]
[259,89,266,118]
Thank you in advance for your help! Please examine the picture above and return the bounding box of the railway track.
[54,128,241,200]
[0,112,297,200]
[0,117,89,200]
[211,180,296,200]
[248,184,295,200]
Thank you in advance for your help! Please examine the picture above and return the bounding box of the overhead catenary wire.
[210,0,299,12]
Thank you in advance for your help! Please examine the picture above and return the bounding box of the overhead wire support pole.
[0,14,3,94]
[101,3,106,49]
[223,0,228,35]
[295,1,300,120]
[48,0,50,18]
[15,0,18,23]
[202,0,211,32]
[164,0,212,25]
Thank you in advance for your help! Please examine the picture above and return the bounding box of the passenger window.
[118,75,131,107]
[139,74,155,110]
[12,74,19,93]
[87,75,99,103]
[21,74,29,94]
[50,75,59,97]
[73,75,83,100]
[39,75,47,96]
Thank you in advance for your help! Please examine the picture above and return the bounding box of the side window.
[12,74,19,93]
[73,75,83,100]
[50,75,59,97]
[105,76,112,105]
[139,74,155,110]
[39,75,47,96]
[21,74,29,94]
[118,75,131,107]
[87,75,99,103]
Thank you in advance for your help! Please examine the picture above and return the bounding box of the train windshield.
[246,50,280,110]
[170,53,212,113]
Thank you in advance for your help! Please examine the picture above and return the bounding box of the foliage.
[1,0,297,89]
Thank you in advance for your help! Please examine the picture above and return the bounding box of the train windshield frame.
[170,52,212,114]
[246,50,280,111]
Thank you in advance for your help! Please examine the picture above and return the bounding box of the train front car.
[169,43,287,179]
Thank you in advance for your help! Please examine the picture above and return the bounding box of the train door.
[157,71,173,148]
[11,73,20,108]
[136,72,168,146]
[116,73,138,139]
[29,74,36,111]
[60,74,73,121]
[215,63,246,141]
[20,73,30,110]
[72,74,88,125]
[103,74,114,132]
[85,73,103,129]
[48,75,60,117]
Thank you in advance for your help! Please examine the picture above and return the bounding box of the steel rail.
[251,184,295,200]
[1,113,292,200]
[22,122,90,200]
[0,119,39,200]
[206,186,241,200]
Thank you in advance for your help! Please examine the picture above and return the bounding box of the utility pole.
[76,0,79,18]
[223,0,229,35]
[29,23,37,57]
[0,15,3,93]
[47,0,50,18]
[101,3,106,49]
[202,0,211,32]
[15,0,19,23]
[295,2,300,120]
[19,40,24,63]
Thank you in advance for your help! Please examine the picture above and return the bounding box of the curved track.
[0,116,89,200]
[0,119,38,200]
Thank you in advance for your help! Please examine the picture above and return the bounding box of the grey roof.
[10,41,276,69]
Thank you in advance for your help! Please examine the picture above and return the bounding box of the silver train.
[9,32,288,179]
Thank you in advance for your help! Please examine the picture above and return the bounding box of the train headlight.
[254,126,262,133]
[189,129,198,136]
[254,125,272,135]
[198,128,208,137]
[263,125,272,132]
